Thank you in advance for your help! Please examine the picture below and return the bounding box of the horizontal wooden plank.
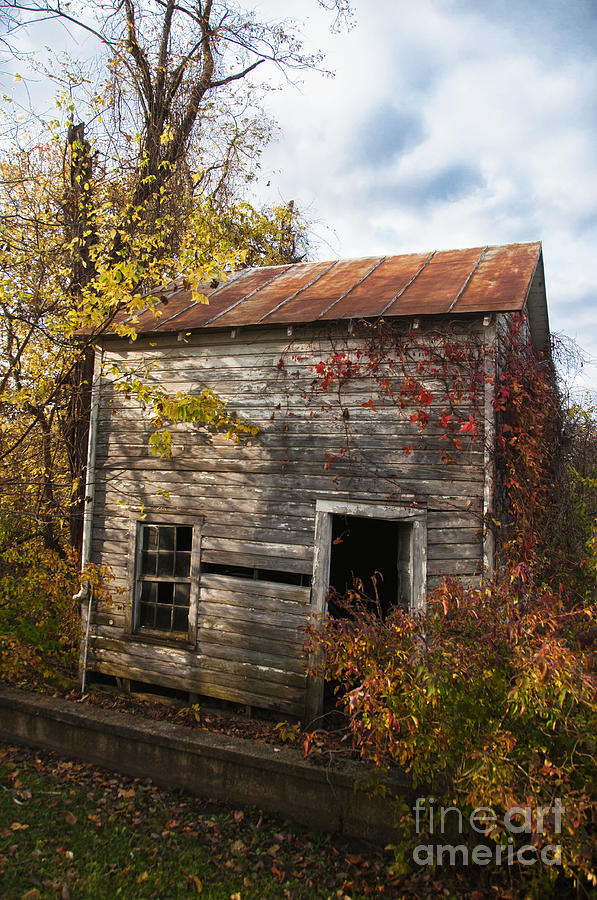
[97,451,485,483]
[427,574,485,591]
[91,539,131,560]
[200,573,310,603]
[120,349,478,371]
[97,393,481,418]
[427,527,481,544]
[91,610,126,628]
[93,517,315,547]
[90,547,314,578]
[98,403,483,433]
[198,599,311,631]
[96,445,486,476]
[198,616,306,650]
[201,550,312,575]
[96,440,480,468]
[426,497,483,512]
[96,487,483,523]
[100,341,480,370]
[94,457,483,487]
[189,653,306,690]
[90,537,313,567]
[427,559,482,576]
[88,658,303,715]
[97,416,485,447]
[199,586,310,618]
[90,622,307,671]
[198,628,307,664]
[201,536,312,561]
[88,646,304,704]
[91,635,306,690]
[427,544,481,561]
[98,470,484,499]
[99,378,479,409]
[427,511,483,528]
[99,493,317,521]
[91,635,196,667]
[197,633,307,673]
[201,523,314,545]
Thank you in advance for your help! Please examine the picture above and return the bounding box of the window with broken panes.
[137,524,192,634]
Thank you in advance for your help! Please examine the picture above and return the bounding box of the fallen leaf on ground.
[118,788,136,799]
[230,840,245,854]
[188,874,203,893]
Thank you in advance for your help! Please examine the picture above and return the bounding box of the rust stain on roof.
[210,261,334,327]
[106,241,542,335]
[263,257,381,324]
[385,246,486,316]
[453,242,543,313]
[321,252,433,320]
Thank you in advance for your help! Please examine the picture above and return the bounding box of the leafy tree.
[0,0,350,551]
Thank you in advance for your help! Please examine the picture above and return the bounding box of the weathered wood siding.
[88,319,489,716]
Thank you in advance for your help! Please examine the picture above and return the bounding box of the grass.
[1,741,398,900]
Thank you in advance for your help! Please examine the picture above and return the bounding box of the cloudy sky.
[3,0,596,392]
[251,0,597,394]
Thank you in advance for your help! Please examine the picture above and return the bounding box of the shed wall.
[87,319,489,716]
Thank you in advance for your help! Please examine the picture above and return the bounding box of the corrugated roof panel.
[263,257,381,324]
[160,265,292,331]
[452,242,541,312]
[319,252,432,320]
[135,289,194,331]
[211,261,333,327]
[384,246,485,315]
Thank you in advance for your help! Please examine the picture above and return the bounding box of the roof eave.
[523,247,550,354]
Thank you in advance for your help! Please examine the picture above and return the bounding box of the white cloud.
[251,0,597,390]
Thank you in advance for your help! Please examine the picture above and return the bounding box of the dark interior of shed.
[328,514,404,618]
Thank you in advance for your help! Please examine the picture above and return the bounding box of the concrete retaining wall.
[0,686,408,845]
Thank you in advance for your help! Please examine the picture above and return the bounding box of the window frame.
[311,499,427,620]
[306,499,427,723]
[126,511,202,646]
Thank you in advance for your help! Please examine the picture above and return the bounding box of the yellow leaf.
[188,874,203,893]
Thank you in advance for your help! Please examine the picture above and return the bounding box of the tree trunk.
[62,123,97,557]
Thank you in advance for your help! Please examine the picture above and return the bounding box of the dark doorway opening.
[328,514,412,618]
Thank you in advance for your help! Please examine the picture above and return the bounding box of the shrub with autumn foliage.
[0,534,81,686]
[311,579,597,889]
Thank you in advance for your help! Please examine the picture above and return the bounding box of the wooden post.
[304,509,332,726]
[483,318,497,576]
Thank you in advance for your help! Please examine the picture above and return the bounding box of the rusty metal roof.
[112,241,544,336]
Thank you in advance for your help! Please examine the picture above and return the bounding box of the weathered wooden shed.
[81,241,550,721]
